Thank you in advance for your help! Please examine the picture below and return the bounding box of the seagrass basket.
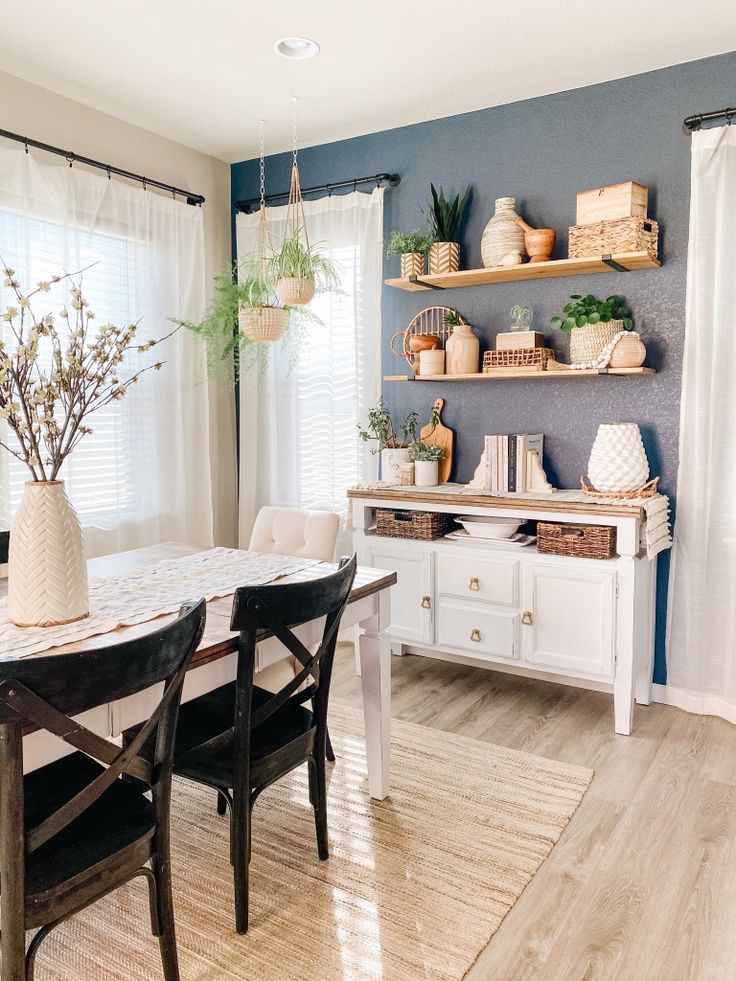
[483,348,554,372]
[569,321,622,365]
[274,277,315,306]
[568,216,658,259]
[537,522,617,560]
[376,509,455,541]
[238,306,290,343]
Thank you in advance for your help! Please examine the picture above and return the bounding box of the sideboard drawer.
[438,553,518,606]
[437,599,518,660]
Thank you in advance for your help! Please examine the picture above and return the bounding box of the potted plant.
[423,183,472,274]
[270,232,340,307]
[385,229,436,279]
[357,398,418,483]
[408,440,446,487]
[0,262,175,627]
[550,294,634,367]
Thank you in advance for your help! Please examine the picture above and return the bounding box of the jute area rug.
[32,705,593,980]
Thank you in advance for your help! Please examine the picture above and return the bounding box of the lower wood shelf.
[384,367,656,382]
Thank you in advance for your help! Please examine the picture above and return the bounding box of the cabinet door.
[366,539,433,645]
[521,563,615,678]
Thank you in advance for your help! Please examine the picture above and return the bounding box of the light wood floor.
[331,645,736,981]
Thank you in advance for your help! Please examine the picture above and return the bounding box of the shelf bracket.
[408,274,445,290]
[601,254,629,272]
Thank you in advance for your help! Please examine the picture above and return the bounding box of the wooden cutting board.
[420,398,454,483]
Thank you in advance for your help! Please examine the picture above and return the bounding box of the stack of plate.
[446,516,535,548]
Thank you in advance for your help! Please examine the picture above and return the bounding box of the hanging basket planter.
[238,306,290,343]
[275,276,315,306]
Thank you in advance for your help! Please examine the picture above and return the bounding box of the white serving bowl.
[454,515,523,540]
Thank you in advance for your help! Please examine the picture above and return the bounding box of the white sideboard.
[349,486,657,735]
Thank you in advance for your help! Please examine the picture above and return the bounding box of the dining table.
[6,543,397,800]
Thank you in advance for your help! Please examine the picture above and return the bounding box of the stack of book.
[484,434,544,492]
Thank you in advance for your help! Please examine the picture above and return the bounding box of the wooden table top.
[3,543,396,666]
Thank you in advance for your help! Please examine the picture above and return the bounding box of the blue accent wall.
[231,51,736,684]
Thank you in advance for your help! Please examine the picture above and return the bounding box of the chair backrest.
[249,507,340,562]
[0,598,206,858]
[201,557,356,768]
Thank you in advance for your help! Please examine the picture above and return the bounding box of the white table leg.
[358,589,392,800]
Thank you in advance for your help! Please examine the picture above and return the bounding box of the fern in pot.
[423,183,472,274]
[386,229,436,279]
[408,440,446,487]
[550,293,634,367]
[270,233,340,307]
[237,254,291,342]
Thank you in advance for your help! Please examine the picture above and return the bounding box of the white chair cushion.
[249,507,340,563]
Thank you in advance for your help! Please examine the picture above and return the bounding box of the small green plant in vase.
[550,294,635,367]
[357,398,418,483]
[409,439,446,487]
[423,183,472,274]
[270,232,340,307]
[386,229,436,279]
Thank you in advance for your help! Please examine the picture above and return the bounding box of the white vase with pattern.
[587,423,650,493]
[381,448,411,484]
[8,480,89,627]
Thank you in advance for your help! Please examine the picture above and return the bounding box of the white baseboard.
[652,683,736,725]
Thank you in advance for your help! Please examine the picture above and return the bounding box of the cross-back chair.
[128,555,357,934]
[0,598,206,981]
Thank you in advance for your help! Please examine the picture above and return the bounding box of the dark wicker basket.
[376,509,455,541]
[537,522,617,559]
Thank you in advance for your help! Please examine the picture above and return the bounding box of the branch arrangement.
[0,261,176,481]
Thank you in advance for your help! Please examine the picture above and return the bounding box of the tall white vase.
[587,423,650,493]
[8,480,89,627]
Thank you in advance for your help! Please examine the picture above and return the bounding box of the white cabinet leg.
[359,597,391,800]
[614,557,636,735]
[391,642,405,657]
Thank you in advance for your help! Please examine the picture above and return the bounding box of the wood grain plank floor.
[330,645,736,981]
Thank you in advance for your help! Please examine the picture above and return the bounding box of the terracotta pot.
[609,333,647,368]
[517,218,556,262]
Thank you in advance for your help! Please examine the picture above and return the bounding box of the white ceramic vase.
[445,324,479,374]
[587,423,650,493]
[381,447,411,484]
[414,460,439,487]
[8,480,89,627]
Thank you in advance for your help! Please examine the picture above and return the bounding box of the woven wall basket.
[239,306,290,343]
[569,320,623,365]
[568,216,659,259]
[274,277,315,306]
[428,242,459,274]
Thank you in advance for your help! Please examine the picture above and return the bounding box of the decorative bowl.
[454,515,523,540]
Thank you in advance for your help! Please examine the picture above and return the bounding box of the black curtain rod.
[236,172,400,214]
[683,107,736,131]
[0,128,205,205]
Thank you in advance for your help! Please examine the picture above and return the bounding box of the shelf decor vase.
[481,197,527,268]
[587,423,650,493]
[428,242,459,275]
[274,276,315,306]
[414,460,439,487]
[570,320,623,366]
[400,252,424,278]
[609,333,647,368]
[8,480,89,627]
[381,447,411,484]
[445,323,479,374]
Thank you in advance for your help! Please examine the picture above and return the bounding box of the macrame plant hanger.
[273,98,316,306]
[239,119,289,343]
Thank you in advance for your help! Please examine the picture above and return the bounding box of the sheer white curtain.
[666,126,736,722]
[237,189,383,547]
[0,146,213,554]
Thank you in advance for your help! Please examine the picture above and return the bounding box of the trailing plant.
[269,233,340,291]
[423,183,472,242]
[385,229,436,258]
[408,440,445,462]
[550,294,634,332]
[443,309,463,327]
[357,398,418,451]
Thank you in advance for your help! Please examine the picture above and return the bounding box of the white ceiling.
[1,0,734,163]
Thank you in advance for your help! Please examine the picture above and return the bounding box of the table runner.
[0,548,320,660]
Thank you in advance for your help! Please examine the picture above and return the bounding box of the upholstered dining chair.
[0,599,206,981]
[128,556,357,934]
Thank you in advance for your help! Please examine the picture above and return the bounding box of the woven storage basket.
[483,347,554,372]
[568,216,658,260]
[274,277,315,306]
[376,509,455,541]
[569,321,622,365]
[537,522,617,559]
[239,307,290,343]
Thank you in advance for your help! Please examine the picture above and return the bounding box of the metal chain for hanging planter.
[239,120,290,343]
[274,98,317,307]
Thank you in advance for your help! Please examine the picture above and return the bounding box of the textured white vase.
[414,460,439,487]
[8,480,89,627]
[587,423,650,493]
[381,448,411,484]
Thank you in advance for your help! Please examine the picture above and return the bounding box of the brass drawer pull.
[470,628,481,642]
[421,595,431,609]
[521,610,534,626]
[469,576,480,591]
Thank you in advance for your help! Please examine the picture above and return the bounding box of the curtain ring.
[353,179,357,192]
[66,152,75,168]
[326,184,333,197]
[142,177,147,190]
[106,164,112,180]
[727,109,735,126]
[24,138,29,155]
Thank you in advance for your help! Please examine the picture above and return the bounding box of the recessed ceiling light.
[274,37,320,60]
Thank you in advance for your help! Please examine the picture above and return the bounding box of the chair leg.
[310,754,329,861]
[217,790,228,816]
[151,852,181,981]
[1,926,25,981]
[231,790,251,934]
[325,727,336,763]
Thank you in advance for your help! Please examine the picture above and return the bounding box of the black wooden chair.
[128,555,357,934]
[0,598,206,981]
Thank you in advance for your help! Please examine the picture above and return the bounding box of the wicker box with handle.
[537,521,617,559]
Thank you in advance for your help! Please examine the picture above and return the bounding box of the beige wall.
[0,69,237,546]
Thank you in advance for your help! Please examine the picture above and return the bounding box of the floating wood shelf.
[384,367,656,382]
[385,251,660,292]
